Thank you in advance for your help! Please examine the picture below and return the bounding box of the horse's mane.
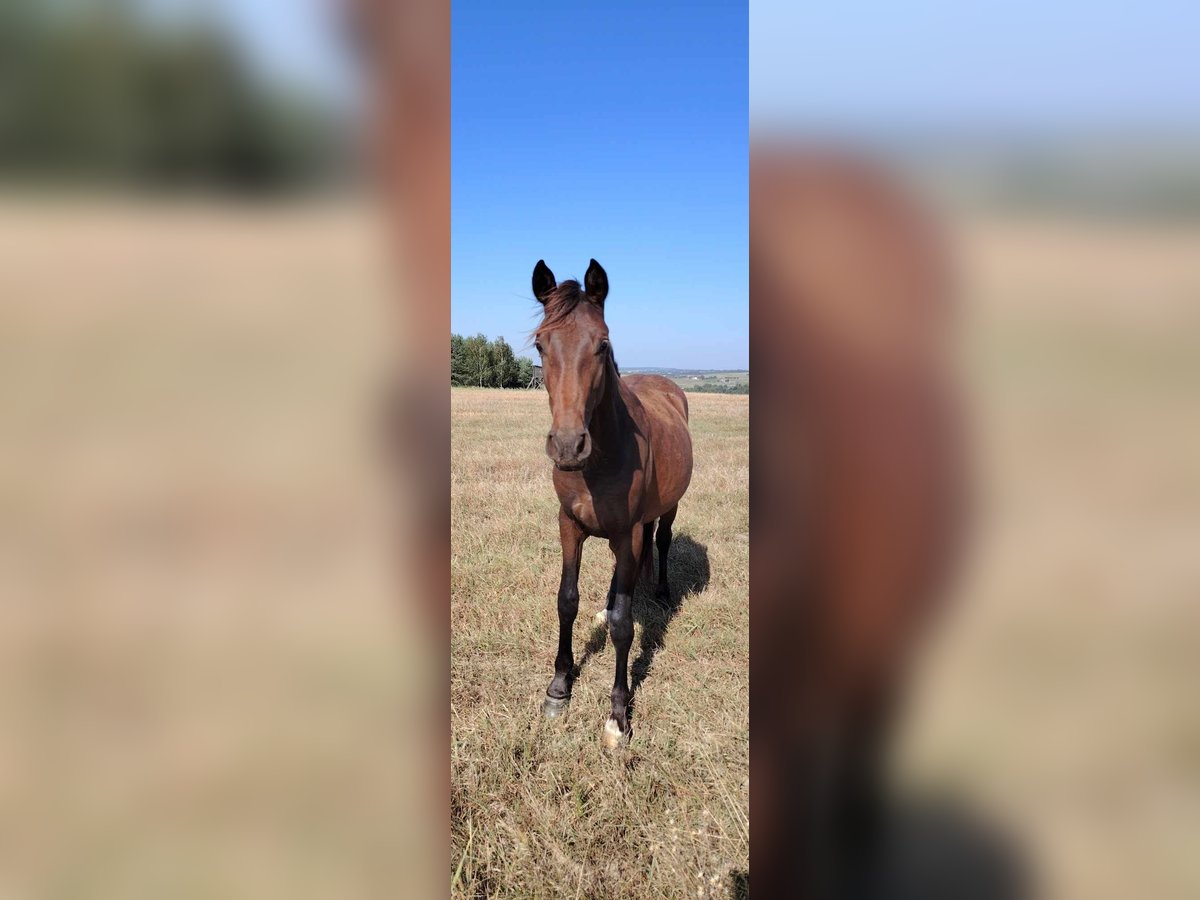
[536,279,587,333]
[532,278,619,375]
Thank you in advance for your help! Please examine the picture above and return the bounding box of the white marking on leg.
[601,717,627,750]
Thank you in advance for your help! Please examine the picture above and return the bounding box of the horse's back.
[623,374,692,516]
[624,374,688,422]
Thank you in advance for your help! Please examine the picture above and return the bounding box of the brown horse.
[530,259,693,749]
[751,148,966,896]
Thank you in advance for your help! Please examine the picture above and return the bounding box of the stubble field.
[451,388,751,899]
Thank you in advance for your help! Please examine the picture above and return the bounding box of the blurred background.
[0,0,443,896]
[753,1,1200,897]
[7,0,1199,896]
[0,0,353,192]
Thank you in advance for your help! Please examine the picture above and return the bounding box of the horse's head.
[531,259,614,471]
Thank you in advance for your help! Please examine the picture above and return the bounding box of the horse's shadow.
[632,535,709,694]
[732,793,1031,900]
[573,535,710,703]
[873,794,1033,900]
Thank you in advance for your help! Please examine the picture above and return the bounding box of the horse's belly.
[645,426,693,519]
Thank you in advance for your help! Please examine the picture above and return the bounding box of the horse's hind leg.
[654,505,678,604]
[641,521,655,583]
[599,523,652,625]
[594,567,617,627]
[543,510,585,718]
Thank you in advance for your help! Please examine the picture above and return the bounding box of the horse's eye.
[598,339,609,354]
[534,340,544,354]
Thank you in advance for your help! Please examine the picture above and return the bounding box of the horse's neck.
[590,360,632,454]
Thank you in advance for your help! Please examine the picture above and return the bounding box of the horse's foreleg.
[602,525,643,749]
[654,505,677,604]
[543,510,585,718]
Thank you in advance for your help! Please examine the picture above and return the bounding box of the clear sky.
[451,2,749,370]
[752,0,1200,134]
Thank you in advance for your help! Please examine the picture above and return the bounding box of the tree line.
[451,334,536,388]
[0,0,344,192]
[685,383,749,395]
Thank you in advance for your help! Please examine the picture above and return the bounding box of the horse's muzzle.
[547,428,591,470]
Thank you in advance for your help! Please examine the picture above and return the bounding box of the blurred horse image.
[752,148,967,897]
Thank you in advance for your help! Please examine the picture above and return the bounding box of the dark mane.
[536,279,588,333]
[532,278,619,374]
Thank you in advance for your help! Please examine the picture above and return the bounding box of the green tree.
[450,334,472,386]
[461,333,492,387]
[0,0,341,190]
[450,333,539,388]
[516,356,534,388]
[492,336,520,387]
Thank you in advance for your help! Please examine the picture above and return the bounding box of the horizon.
[448,328,750,373]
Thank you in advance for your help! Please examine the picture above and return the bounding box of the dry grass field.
[3,197,1196,899]
[451,388,750,898]
[895,216,1200,900]
[0,198,435,898]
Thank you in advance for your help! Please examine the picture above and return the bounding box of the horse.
[530,259,693,750]
[751,148,966,896]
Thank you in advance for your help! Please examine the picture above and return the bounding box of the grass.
[451,387,749,899]
[5,195,1196,899]
[0,197,427,898]
[895,215,1200,900]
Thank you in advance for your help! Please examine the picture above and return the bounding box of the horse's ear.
[584,259,608,306]
[532,260,556,303]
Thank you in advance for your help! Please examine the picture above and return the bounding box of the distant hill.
[624,368,749,394]
[624,367,749,378]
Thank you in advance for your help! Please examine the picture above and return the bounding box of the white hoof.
[601,717,628,751]
[593,609,608,627]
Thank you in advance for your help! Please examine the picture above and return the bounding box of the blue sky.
[752,0,1200,133]
[452,2,749,370]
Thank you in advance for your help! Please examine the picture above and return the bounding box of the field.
[0,199,432,898]
[625,368,750,393]
[895,215,1200,899]
[2,197,1197,898]
[451,388,750,898]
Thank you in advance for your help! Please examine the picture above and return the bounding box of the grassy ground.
[451,388,750,899]
[896,216,1200,900]
[5,197,1196,899]
[0,198,430,898]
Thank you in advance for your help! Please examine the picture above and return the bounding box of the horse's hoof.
[593,609,608,627]
[542,695,570,719]
[601,717,629,751]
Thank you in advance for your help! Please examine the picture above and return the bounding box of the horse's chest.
[559,481,639,539]
[568,495,601,533]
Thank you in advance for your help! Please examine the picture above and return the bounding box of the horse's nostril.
[574,433,587,455]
